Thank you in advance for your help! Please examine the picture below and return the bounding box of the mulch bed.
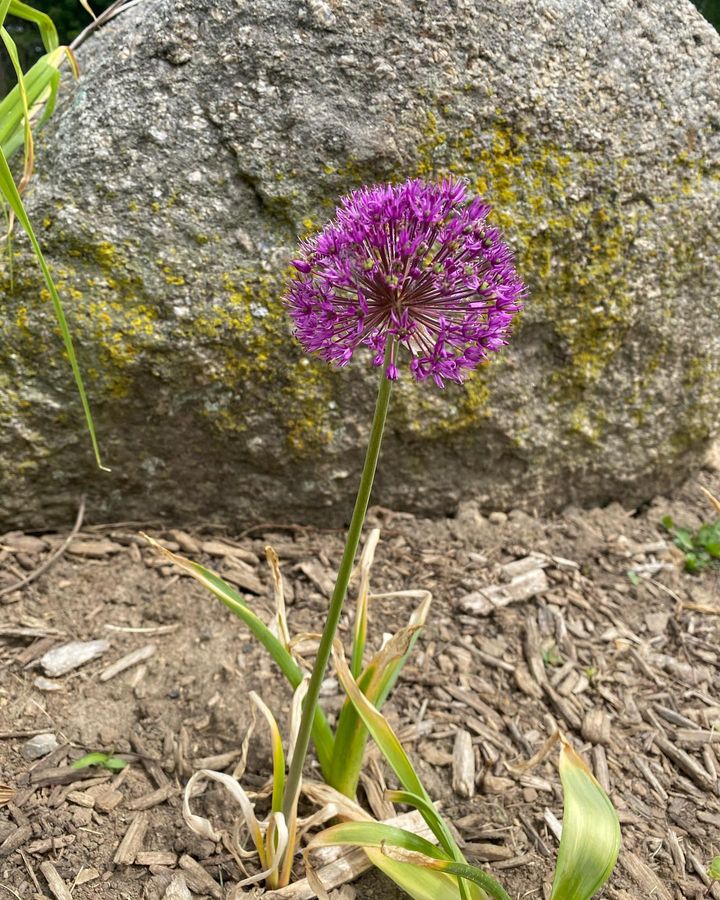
[1,454,719,900]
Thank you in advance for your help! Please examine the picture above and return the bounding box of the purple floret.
[284,178,526,386]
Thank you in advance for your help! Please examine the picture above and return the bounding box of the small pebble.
[488,511,508,525]
[645,611,670,635]
[33,676,62,692]
[22,733,59,760]
[40,640,111,677]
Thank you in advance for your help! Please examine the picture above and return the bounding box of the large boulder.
[1,0,719,528]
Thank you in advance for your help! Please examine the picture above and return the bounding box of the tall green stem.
[282,342,394,823]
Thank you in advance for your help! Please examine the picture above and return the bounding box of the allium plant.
[153,177,620,898]
[286,178,524,385]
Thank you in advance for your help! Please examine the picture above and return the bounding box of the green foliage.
[709,857,720,880]
[692,0,720,31]
[550,739,621,899]
[0,0,112,92]
[661,515,720,574]
[0,0,106,468]
[72,752,127,771]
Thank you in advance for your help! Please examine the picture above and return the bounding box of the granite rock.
[1,0,719,527]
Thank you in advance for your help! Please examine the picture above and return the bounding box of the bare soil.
[1,455,720,900]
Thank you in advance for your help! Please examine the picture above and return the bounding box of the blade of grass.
[0,145,107,470]
[549,736,621,900]
[1,24,35,190]
[8,0,59,51]
[143,536,335,775]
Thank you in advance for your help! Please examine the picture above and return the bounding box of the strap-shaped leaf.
[0,145,107,470]
[332,641,475,900]
[7,0,59,51]
[250,693,285,814]
[331,590,430,797]
[143,536,335,775]
[550,737,621,899]
[309,822,489,900]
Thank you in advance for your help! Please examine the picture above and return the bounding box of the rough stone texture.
[1,0,719,528]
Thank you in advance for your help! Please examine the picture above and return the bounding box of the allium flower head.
[285,178,525,386]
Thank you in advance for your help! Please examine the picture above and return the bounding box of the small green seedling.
[71,752,128,772]
[661,515,720,574]
[708,857,720,881]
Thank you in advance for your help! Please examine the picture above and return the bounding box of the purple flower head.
[284,178,525,386]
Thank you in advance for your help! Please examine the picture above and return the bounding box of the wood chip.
[74,867,100,886]
[113,812,148,865]
[459,566,548,615]
[39,640,110,676]
[126,783,177,810]
[26,835,75,855]
[452,730,475,798]
[523,615,548,686]
[29,766,99,788]
[542,684,582,732]
[465,841,515,862]
[39,861,73,900]
[164,873,193,900]
[0,783,15,808]
[620,850,673,900]
[137,850,179,866]
[0,823,32,856]
[66,791,95,808]
[170,530,201,554]
[178,854,222,898]
[67,538,124,557]
[581,708,611,745]
[99,643,157,681]
[94,788,124,812]
[0,533,49,554]
[653,734,717,792]
[201,539,259,564]
[297,560,336,597]
[221,561,265,595]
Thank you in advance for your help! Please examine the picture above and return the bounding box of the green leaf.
[367,854,470,900]
[627,570,640,586]
[309,821,448,860]
[250,693,285,814]
[72,752,127,771]
[550,738,620,900]
[674,528,695,553]
[309,823,465,900]
[332,641,474,900]
[660,515,674,530]
[684,553,701,574]
[0,146,107,471]
[309,822,508,900]
[331,591,430,797]
[142,536,335,776]
[708,857,720,881]
[8,1,59,52]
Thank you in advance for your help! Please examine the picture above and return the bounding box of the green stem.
[282,342,394,823]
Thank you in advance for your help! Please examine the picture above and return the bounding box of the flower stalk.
[281,339,395,825]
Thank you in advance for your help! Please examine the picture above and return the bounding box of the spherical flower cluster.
[284,178,525,386]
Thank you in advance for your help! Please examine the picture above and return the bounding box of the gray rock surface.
[1,0,719,528]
